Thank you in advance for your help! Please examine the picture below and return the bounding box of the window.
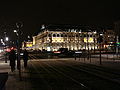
[53,34,56,37]
[80,35,82,37]
[65,34,67,37]
[84,34,86,37]
[76,34,78,37]
[61,34,63,37]
[48,34,51,37]
[90,35,92,37]
[57,34,60,37]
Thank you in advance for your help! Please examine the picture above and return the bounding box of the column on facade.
[79,32,82,50]
[68,32,70,50]
[65,33,68,49]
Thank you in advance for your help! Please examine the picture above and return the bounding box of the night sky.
[0,1,120,41]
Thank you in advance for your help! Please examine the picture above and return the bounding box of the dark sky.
[0,1,120,41]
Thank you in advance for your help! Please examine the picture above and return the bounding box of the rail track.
[28,60,88,89]
[28,54,120,90]
[56,60,120,83]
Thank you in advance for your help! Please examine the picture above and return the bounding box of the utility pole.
[116,36,119,53]
[99,42,102,65]
[98,33,103,65]
[116,36,119,58]
[87,32,89,60]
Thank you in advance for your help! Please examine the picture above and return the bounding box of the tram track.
[41,61,88,88]
[51,60,120,89]
[39,61,120,90]
[29,55,90,89]
[28,54,120,89]
[56,60,120,84]
[28,61,53,89]
[29,60,89,90]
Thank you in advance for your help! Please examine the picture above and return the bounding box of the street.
[25,58,120,90]
[1,52,120,90]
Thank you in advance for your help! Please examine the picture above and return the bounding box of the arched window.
[90,35,92,37]
[80,34,82,37]
[53,34,56,37]
[65,34,67,37]
[76,34,78,37]
[84,34,86,37]
[48,34,51,37]
[57,34,60,37]
[61,34,63,37]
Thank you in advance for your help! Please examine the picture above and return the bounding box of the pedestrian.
[23,49,28,68]
[9,49,16,72]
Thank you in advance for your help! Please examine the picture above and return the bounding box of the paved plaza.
[0,57,120,90]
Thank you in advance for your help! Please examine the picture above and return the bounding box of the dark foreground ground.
[3,57,120,90]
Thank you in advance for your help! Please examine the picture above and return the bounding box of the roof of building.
[42,24,99,32]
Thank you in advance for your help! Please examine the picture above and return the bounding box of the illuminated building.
[103,30,116,49]
[32,25,98,51]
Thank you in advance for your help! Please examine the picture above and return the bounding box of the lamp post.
[14,22,23,80]
[98,33,103,65]
[116,36,119,57]
[4,32,9,63]
[93,31,97,54]
[87,32,89,60]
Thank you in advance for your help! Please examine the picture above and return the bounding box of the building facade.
[22,41,33,50]
[103,30,116,49]
[32,25,99,51]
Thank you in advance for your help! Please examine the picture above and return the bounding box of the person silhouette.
[23,49,28,68]
[9,49,16,72]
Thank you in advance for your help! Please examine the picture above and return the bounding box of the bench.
[0,72,8,90]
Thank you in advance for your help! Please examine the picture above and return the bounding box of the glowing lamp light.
[1,39,3,42]
[94,31,97,34]
[5,37,9,41]
[100,33,103,36]
[14,30,17,32]
[47,46,51,51]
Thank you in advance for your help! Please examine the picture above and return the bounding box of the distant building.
[32,24,98,51]
[114,21,120,36]
[103,30,116,49]
[114,21,120,43]
[32,24,116,51]
[22,41,33,50]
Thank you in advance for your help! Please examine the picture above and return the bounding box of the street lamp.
[14,30,17,32]
[5,37,9,41]
[14,22,23,80]
[97,33,103,65]
[4,32,9,63]
[93,31,97,53]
